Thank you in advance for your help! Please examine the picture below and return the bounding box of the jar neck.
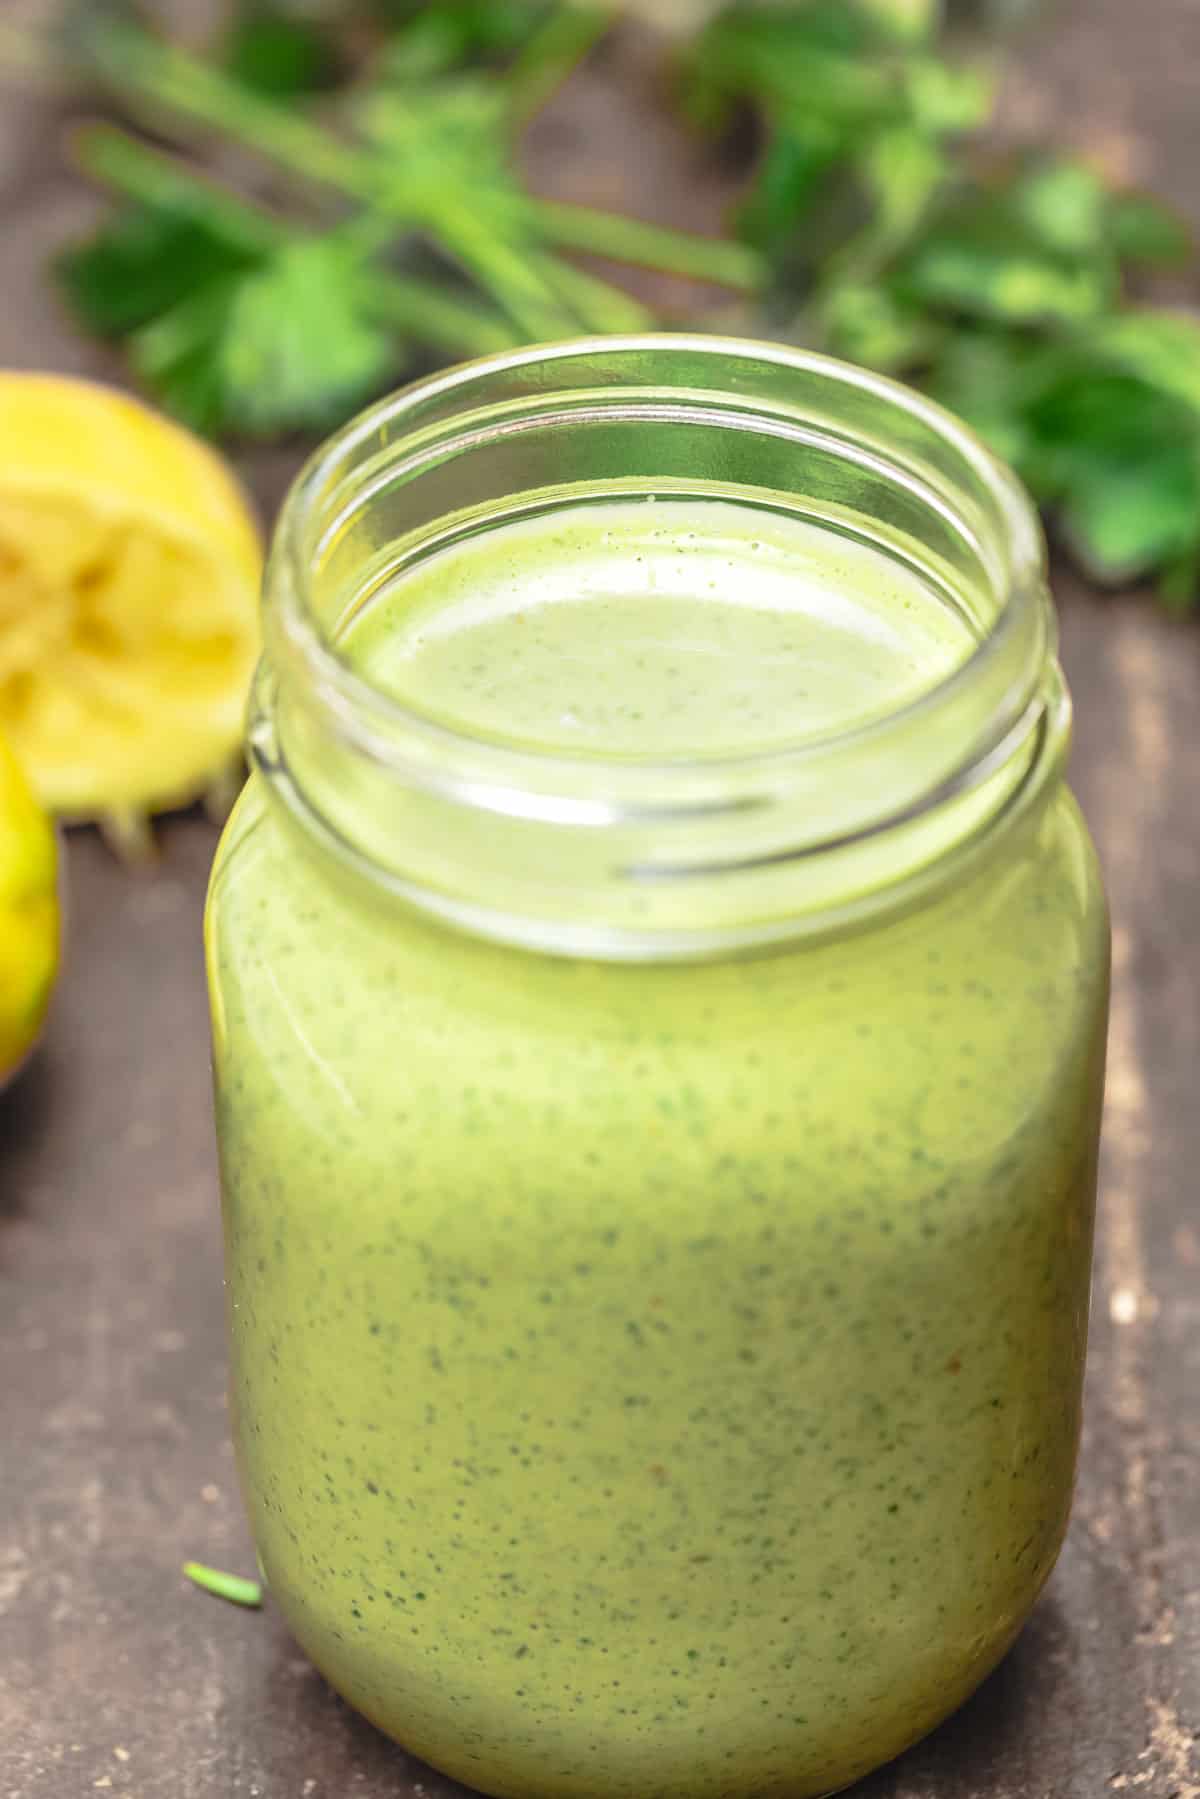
[253,337,1065,960]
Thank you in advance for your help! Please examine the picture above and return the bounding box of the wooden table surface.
[2,4,1199,1796]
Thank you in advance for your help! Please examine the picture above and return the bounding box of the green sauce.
[207,499,1108,1799]
[353,500,972,754]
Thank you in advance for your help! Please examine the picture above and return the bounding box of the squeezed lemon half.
[0,373,262,838]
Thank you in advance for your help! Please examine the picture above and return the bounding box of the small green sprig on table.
[182,1560,264,1608]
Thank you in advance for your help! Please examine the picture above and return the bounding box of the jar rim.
[269,334,1049,833]
[255,335,1064,954]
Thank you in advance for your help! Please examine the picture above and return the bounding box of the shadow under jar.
[205,338,1109,1799]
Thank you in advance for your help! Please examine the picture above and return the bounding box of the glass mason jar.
[205,338,1109,1799]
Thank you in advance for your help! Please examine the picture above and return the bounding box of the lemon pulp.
[0,374,262,825]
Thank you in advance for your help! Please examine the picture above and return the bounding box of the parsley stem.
[85,20,364,194]
[82,21,561,338]
[72,124,285,253]
[531,252,656,333]
[73,127,519,360]
[530,198,766,291]
[504,6,615,128]
[424,203,577,341]
[362,273,520,358]
[83,19,763,301]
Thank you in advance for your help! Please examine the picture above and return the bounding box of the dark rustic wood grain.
[1,3,1198,1796]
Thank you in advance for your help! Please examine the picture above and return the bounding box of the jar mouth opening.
[272,337,1046,813]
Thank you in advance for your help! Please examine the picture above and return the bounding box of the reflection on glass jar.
[205,339,1109,1799]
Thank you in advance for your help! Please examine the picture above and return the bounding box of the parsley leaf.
[130,282,245,438]
[934,329,1200,591]
[1061,451,1200,586]
[223,3,340,98]
[373,2,556,82]
[1107,193,1194,268]
[132,238,397,439]
[56,205,261,338]
[217,239,397,435]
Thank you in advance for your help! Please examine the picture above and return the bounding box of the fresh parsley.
[6,0,1200,600]
[42,4,752,437]
[683,1,1200,601]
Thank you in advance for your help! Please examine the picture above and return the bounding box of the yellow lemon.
[0,729,58,1085]
[0,373,262,842]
